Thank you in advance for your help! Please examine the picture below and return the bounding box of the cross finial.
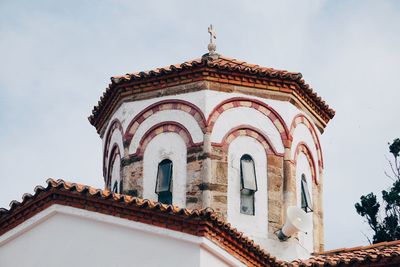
[208,24,216,45]
[207,24,217,57]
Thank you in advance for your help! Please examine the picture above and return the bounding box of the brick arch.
[289,114,323,174]
[211,125,284,157]
[207,97,290,147]
[293,142,317,184]
[103,119,124,178]
[134,121,202,156]
[106,143,121,187]
[124,99,206,144]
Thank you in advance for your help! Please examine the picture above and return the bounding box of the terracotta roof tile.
[3,179,399,266]
[289,241,400,266]
[89,54,335,133]
[0,178,283,267]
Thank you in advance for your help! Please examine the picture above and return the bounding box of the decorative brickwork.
[135,121,202,156]
[124,99,207,144]
[212,125,284,157]
[106,143,121,188]
[291,141,323,252]
[292,142,317,184]
[89,56,335,134]
[103,119,123,179]
[289,114,323,175]
[207,97,290,148]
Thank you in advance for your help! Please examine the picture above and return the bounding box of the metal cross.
[208,24,216,44]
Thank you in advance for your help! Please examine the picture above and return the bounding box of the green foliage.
[389,138,400,158]
[355,139,400,243]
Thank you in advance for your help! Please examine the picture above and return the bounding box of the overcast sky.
[1,0,400,250]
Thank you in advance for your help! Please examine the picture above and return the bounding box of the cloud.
[1,0,399,250]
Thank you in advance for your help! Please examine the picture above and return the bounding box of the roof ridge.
[89,54,335,134]
[318,240,400,255]
[0,178,283,267]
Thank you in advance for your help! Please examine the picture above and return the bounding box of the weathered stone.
[213,195,227,204]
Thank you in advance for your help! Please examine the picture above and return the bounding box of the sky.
[1,0,400,250]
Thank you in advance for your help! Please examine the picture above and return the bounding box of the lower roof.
[1,179,399,267]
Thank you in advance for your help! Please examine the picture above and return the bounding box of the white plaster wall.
[0,211,199,267]
[102,89,316,145]
[129,110,203,153]
[104,90,208,136]
[211,107,284,153]
[290,123,319,181]
[143,133,187,207]
[227,136,268,239]
[202,90,301,130]
[200,245,246,267]
[295,153,314,253]
[110,154,121,193]
[0,205,244,267]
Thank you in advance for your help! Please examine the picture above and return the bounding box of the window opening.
[112,180,118,193]
[240,154,257,215]
[155,159,173,204]
[301,174,313,213]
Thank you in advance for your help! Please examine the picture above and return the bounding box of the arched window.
[240,154,257,215]
[155,159,173,204]
[109,152,121,194]
[301,174,313,213]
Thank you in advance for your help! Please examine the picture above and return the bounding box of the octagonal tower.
[89,52,334,260]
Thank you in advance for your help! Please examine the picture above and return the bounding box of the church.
[1,27,399,266]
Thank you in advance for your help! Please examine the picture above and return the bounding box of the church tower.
[89,28,334,260]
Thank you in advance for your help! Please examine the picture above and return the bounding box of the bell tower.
[89,27,334,261]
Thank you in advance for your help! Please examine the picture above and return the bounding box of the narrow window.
[109,153,121,194]
[240,154,257,215]
[155,159,173,204]
[301,174,313,212]
[112,180,119,193]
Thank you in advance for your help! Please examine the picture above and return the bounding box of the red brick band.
[106,144,121,187]
[207,97,290,148]
[135,121,202,156]
[211,125,284,157]
[292,142,317,184]
[124,99,207,143]
[289,114,323,176]
[103,119,123,178]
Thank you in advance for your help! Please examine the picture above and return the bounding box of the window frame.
[301,174,313,213]
[112,180,119,194]
[109,152,121,194]
[239,154,257,215]
[155,159,173,204]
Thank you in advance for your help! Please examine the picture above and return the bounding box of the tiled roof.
[89,54,335,133]
[110,56,302,83]
[2,179,398,266]
[0,178,283,267]
[289,241,400,266]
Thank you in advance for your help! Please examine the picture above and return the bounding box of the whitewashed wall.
[291,123,320,181]
[143,133,187,207]
[103,90,310,142]
[103,89,320,170]
[100,86,323,261]
[227,136,268,239]
[129,110,203,154]
[211,107,284,153]
[0,205,244,267]
[295,153,314,253]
